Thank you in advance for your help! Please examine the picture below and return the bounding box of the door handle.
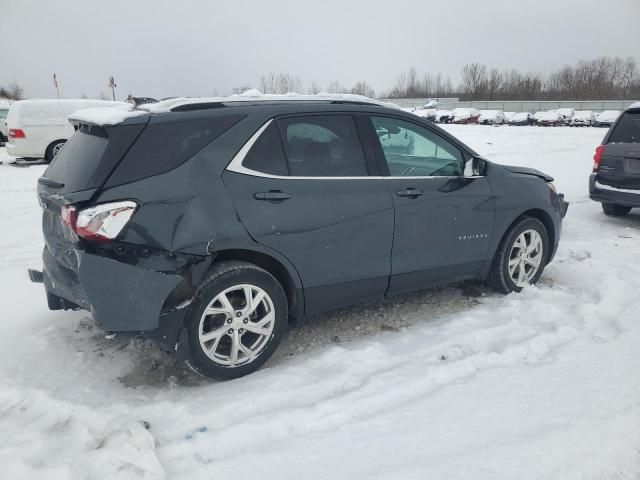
[254,190,292,202]
[396,188,424,198]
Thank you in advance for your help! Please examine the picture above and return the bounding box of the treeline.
[391,56,640,100]
[257,71,375,98]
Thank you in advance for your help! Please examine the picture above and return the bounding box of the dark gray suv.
[30,96,568,379]
[589,102,640,216]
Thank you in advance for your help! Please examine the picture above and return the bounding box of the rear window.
[44,127,107,192]
[105,114,245,187]
[609,111,640,143]
[44,124,145,193]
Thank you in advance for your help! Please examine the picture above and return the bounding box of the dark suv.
[590,102,640,216]
[30,96,568,380]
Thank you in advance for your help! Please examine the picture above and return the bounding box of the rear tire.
[185,261,288,380]
[45,140,66,163]
[601,203,632,216]
[487,217,549,294]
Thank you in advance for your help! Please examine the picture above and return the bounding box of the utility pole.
[53,73,60,99]
[108,76,117,101]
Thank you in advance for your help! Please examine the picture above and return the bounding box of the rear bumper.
[589,174,640,208]
[6,141,43,159]
[35,244,210,351]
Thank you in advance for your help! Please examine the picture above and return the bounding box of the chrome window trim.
[225,119,480,180]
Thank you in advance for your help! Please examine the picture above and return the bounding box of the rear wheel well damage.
[213,249,302,324]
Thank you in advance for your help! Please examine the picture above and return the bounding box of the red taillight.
[62,201,137,242]
[9,128,25,139]
[593,145,605,171]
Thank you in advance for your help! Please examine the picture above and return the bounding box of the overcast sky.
[1,0,638,99]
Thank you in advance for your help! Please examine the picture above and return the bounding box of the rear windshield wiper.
[38,177,65,189]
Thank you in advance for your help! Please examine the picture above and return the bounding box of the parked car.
[451,108,481,124]
[478,110,505,125]
[504,111,517,123]
[508,112,534,126]
[411,108,437,122]
[0,105,9,144]
[589,102,640,216]
[556,108,575,125]
[571,110,596,127]
[30,94,568,380]
[594,110,621,127]
[434,109,453,123]
[537,110,563,126]
[6,99,129,162]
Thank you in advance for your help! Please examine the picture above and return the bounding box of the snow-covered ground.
[1,125,640,479]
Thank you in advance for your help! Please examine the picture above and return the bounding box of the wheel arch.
[482,207,556,279]
[45,138,67,160]
[213,248,304,324]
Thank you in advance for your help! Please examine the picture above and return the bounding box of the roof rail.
[138,93,400,114]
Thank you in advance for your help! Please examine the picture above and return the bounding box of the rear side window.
[243,122,288,176]
[608,111,640,143]
[106,114,245,186]
[278,115,367,177]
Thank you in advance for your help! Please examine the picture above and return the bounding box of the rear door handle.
[396,188,424,198]
[254,190,291,202]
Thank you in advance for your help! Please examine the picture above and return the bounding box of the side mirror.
[464,156,486,176]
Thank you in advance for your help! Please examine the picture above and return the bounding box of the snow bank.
[68,103,147,126]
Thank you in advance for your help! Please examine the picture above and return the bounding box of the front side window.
[371,116,463,177]
[278,115,367,177]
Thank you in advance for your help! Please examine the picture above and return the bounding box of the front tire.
[487,217,549,293]
[185,261,287,380]
[601,203,632,216]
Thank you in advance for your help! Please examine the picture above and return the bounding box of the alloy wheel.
[508,229,544,287]
[198,284,275,367]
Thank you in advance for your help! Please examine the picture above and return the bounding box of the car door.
[222,113,395,315]
[363,114,495,295]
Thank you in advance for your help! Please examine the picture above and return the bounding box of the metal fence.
[380,98,638,112]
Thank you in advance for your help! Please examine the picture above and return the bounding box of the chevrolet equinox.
[30,95,568,380]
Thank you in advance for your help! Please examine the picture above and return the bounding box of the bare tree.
[0,82,24,100]
[260,71,303,94]
[461,63,488,99]
[350,81,375,98]
[326,81,346,94]
[308,81,321,95]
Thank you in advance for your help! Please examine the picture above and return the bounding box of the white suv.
[6,99,128,161]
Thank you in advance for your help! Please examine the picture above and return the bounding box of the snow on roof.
[537,111,562,121]
[511,112,531,121]
[68,103,147,126]
[628,101,640,109]
[8,99,132,127]
[597,110,621,121]
[139,90,400,113]
[572,110,594,119]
